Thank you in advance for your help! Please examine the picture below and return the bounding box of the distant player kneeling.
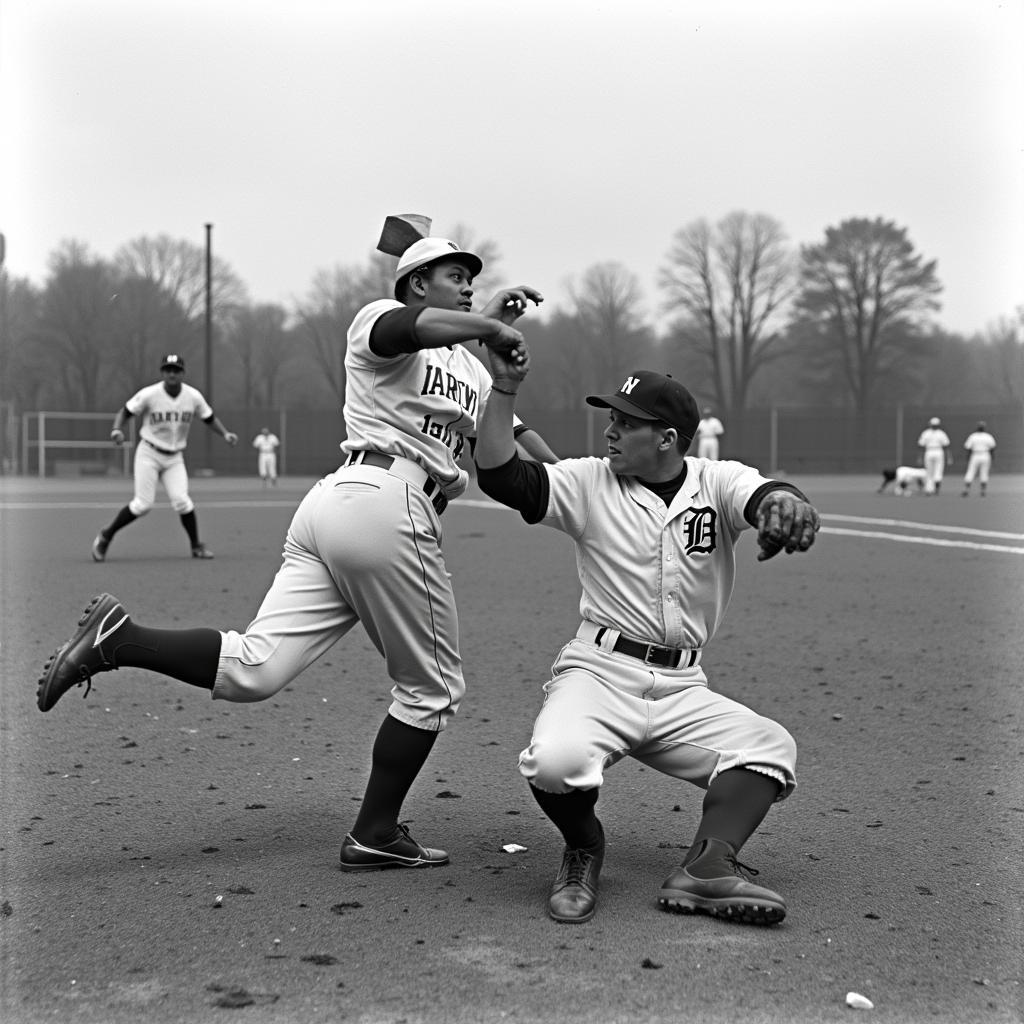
[878,466,927,496]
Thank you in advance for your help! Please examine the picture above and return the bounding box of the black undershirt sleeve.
[369,306,428,357]
[476,452,549,524]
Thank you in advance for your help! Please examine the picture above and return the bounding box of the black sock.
[111,620,221,689]
[685,767,781,862]
[103,505,138,539]
[352,715,439,845]
[179,511,200,547]
[529,784,602,850]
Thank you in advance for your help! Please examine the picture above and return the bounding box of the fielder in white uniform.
[91,354,238,561]
[877,466,927,496]
[476,360,820,927]
[38,228,559,875]
[253,427,280,486]
[695,408,724,460]
[961,421,996,497]
[916,417,951,495]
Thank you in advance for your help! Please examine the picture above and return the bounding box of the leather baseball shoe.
[191,545,214,559]
[37,594,127,712]
[91,532,110,562]
[548,828,605,924]
[339,824,449,871]
[658,838,786,925]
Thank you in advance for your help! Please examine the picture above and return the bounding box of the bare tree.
[978,309,1024,404]
[659,211,794,424]
[35,241,121,409]
[793,217,942,411]
[566,261,653,394]
[224,303,295,407]
[0,271,44,408]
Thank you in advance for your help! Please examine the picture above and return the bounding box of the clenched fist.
[755,490,820,562]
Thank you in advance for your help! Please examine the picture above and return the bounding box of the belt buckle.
[644,643,659,664]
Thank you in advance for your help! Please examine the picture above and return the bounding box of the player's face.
[161,367,184,389]
[420,259,475,312]
[603,410,664,477]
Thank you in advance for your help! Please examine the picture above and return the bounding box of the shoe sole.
[549,906,597,924]
[37,594,118,712]
[339,855,449,872]
[658,894,785,926]
[91,537,107,562]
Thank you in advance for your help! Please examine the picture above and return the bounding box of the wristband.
[491,385,518,396]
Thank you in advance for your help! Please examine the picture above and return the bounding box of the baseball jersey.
[963,431,996,454]
[917,427,950,451]
[537,456,777,650]
[126,383,212,453]
[343,298,519,501]
[895,466,927,487]
[253,433,280,453]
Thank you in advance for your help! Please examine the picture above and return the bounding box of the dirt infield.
[2,474,1022,1024]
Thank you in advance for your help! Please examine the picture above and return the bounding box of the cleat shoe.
[548,828,605,924]
[339,824,449,871]
[658,838,786,926]
[191,545,214,559]
[37,594,127,712]
[91,532,110,562]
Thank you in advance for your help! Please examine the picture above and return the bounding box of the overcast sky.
[2,0,1022,336]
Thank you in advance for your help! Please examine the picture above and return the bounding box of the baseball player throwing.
[38,220,558,875]
[961,421,996,497]
[916,416,951,495]
[91,354,238,561]
[253,426,280,486]
[475,353,819,927]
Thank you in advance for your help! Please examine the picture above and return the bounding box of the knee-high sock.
[179,510,200,547]
[103,505,138,539]
[351,715,439,845]
[108,620,221,689]
[685,767,781,863]
[529,784,602,851]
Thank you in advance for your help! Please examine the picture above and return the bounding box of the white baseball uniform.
[125,382,212,515]
[253,431,280,481]
[962,430,996,486]
[509,456,797,799]
[916,426,950,494]
[695,416,724,459]
[213,298,519,731]
[894,466,927,495]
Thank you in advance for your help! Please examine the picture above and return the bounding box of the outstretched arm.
[204,415,238,446]
[755,489,820,562]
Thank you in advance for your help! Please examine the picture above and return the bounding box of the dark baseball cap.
[161,354,185,371]
[586,371,700,442]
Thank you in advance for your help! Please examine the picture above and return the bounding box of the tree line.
[1,215,1021,447]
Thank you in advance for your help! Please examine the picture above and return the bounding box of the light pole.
[204,223,213,470]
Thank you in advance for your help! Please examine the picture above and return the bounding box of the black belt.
[345,451,448,516]
[594,626,697,669]
[144,439,178,456]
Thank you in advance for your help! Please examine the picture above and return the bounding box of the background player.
[39,219,558,876]
[961,421,996,497]
[916,416,951,495]
[475,357,819,927]
[253,426,280,486]
[695,407,724,459]
[91,354,238,561]
[877,465,927,496]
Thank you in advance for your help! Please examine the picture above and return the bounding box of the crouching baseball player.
[877,466,927,496]
[37,220,559,874]
[475,355,820,926]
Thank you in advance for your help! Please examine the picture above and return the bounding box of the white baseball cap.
[394,238,483,295]
[929,417,940,426]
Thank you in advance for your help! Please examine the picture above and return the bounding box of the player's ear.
[409,269,429,298]
[657,425,678,451]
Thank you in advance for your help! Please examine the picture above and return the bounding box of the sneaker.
[339,824,449,871]
[191,545,214,559]
[37,594,127,712]
[548,829,605,923]
[658,838,786,926]
[91,532,110,562]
